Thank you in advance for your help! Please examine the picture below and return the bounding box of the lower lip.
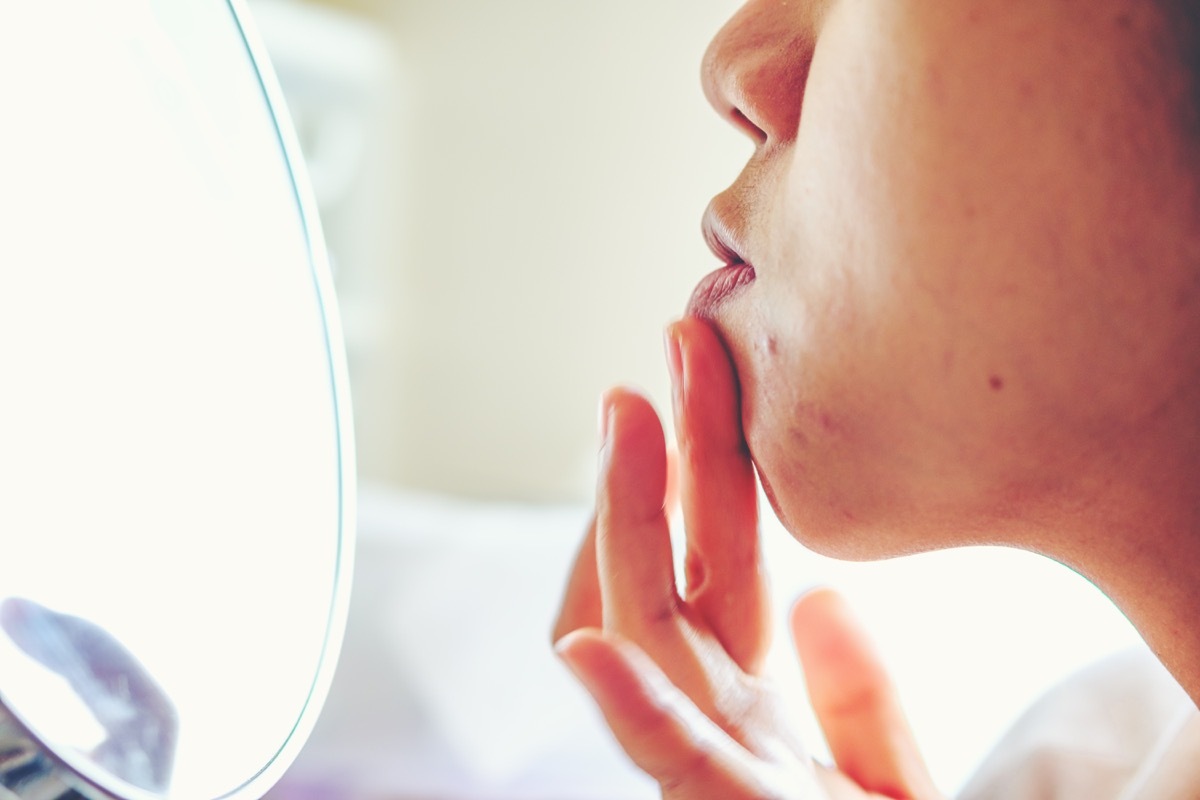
[685,263,756,319]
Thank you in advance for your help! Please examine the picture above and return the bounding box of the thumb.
[791,589,941,800]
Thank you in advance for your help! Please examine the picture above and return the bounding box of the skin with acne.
[703,0,1200,560]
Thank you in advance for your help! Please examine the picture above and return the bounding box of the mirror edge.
[216,1,359,798]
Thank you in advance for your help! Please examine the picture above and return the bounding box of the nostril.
[730,107,768,146]
[701,0,818,148]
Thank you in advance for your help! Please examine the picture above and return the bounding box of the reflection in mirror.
[0,1,354,800]
[1,600,178,793]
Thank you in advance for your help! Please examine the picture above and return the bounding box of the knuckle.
[649,593,683,627]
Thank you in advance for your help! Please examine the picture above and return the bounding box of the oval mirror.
[0,2,355,800]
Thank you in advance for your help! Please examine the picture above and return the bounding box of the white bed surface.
[267,483,1147,800]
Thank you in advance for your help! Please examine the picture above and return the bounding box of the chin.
[751,444,939,563]
[752,453,859,559]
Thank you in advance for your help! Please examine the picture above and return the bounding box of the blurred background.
[247,0,739,502]
[240,1,1147,798]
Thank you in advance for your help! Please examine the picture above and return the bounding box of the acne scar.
[989,374,1005,391]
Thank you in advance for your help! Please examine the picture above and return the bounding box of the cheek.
[720,1,1198,554]
[722,312,894,552]
[732,321,1014,558]
[733,160,1051,553]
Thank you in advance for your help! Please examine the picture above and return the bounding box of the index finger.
[668,317,769,672]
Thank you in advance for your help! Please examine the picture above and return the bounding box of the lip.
[685,262,756,319]
[691,198,756,318]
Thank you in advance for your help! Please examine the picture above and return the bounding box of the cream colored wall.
[321,0,746,502]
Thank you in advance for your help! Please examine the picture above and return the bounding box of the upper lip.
[702,200,750,268]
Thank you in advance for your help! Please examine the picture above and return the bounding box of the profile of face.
[697,0,1200,559]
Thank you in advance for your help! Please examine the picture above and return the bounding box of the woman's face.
[697,0,1200,558]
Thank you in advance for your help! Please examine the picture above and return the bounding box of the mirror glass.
[0,2,353,800]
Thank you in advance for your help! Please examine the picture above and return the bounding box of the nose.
[701,0,819,147]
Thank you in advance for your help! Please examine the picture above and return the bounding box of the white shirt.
[959,648,1200,799]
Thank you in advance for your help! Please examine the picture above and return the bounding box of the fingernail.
[553,630,595,683]
[553,628,582,658]
[597,393,611,446]
[664,326,684,423]
[597,393,619,468]
[553,634,599,698]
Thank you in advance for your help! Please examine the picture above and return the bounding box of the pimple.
[755,335,779,357]
[989,374,1005,391]
[790,403,844,441]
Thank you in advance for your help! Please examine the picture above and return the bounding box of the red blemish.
[989,375,1005,391]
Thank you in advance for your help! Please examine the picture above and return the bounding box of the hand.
[552,317,941,800]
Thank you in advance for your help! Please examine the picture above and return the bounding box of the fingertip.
[790,586,846,626]
[598,385,653,436]
[599,383,654,409]
[552,629,664,718]
[674,314,721,346]
[553,628,610,697]
[790,587,868,664]
[553,626,603,664]
[596,386,668,524]
[599,386,663,450]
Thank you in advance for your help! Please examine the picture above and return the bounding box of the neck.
[1032,434,1200,707]
[1086,536,1200,706]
